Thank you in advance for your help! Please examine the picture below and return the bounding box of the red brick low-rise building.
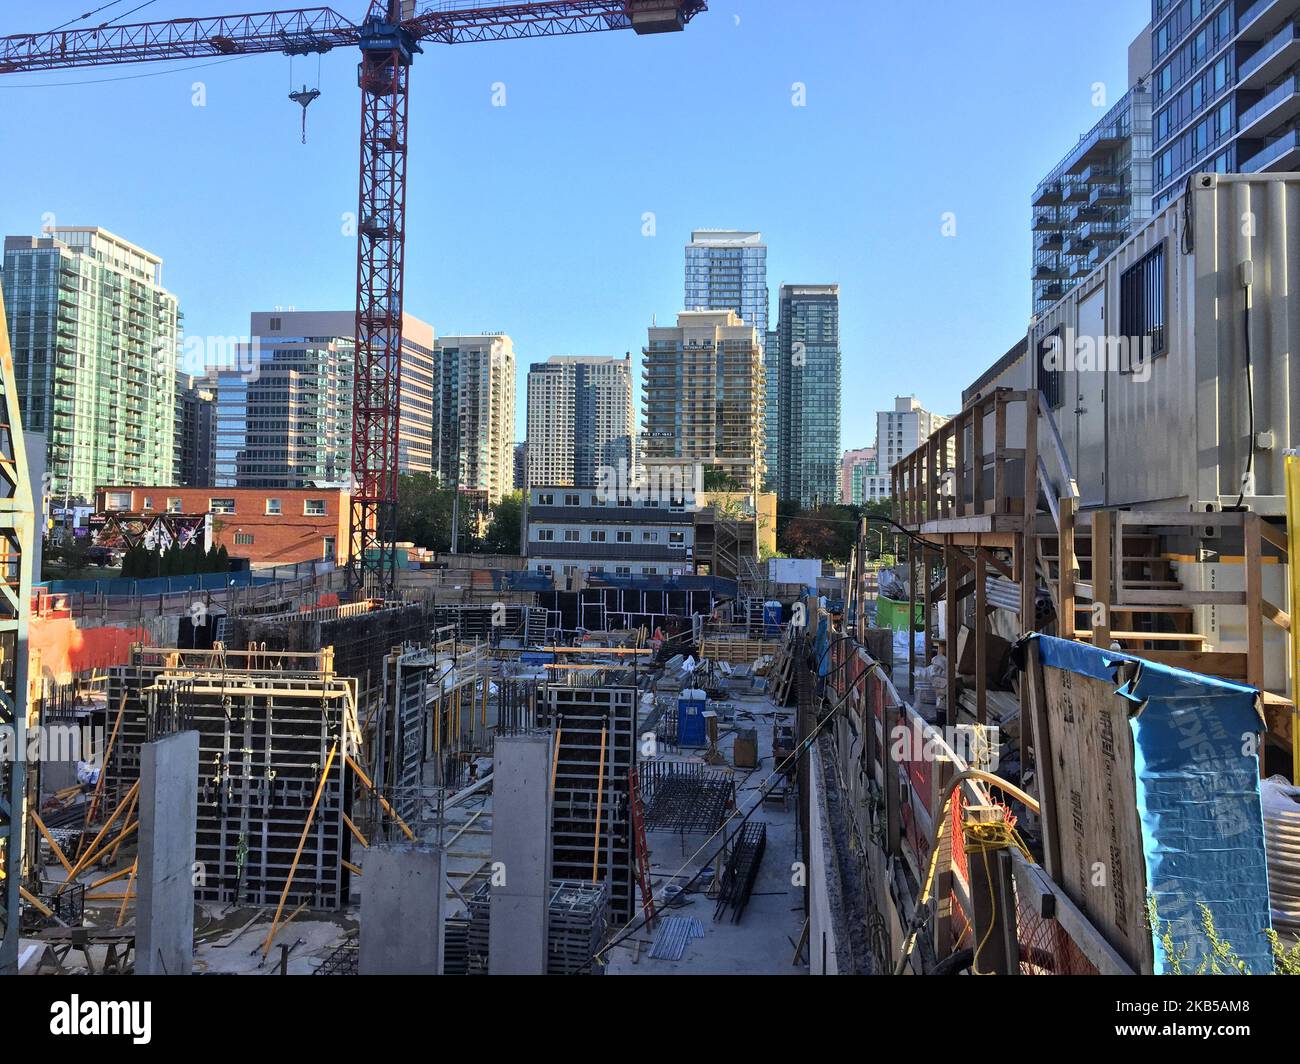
[94,486,349,567]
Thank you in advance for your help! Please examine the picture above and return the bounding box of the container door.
[1074,287,1107,507]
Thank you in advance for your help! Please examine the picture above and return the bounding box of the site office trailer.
[1028,172,1300,515]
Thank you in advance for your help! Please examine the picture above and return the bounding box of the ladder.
[628,765,656,930]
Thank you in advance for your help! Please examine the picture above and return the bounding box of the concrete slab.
[135,730,199,975]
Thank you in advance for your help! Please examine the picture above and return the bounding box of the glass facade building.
[1031,86,1154,316]
[770,285,841,508]
[1151,0,1300,210]
[684,231,772,476]
[2,227,179,500]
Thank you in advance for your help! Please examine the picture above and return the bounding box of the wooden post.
[884,696,902,857]
[1026,639,1063,881]
[909,538,919,696]
[1092,511,1112,646]
[993,395,1007,514]
[975,552,988,725]
[955,413,966,518]
[1059,496,1078,644]
[965,805,1018,975]
[972,398,985,515]
[944,546,958,728]
[923,547,934,672]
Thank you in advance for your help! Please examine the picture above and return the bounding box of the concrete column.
[136,730,199,975]
[359,844,445,975]
[489,733,553,975]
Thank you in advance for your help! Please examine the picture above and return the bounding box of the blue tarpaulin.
[1035,635,1273,974]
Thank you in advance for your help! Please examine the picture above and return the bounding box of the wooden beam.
[1092,510,1112,646]
[1246,513,1265,689]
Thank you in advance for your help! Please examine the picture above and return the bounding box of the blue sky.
[0,0,1149,449]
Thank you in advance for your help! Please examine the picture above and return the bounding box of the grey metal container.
[1023,172,1300,514]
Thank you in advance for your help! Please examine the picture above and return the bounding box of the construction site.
[2,6,1300,1044]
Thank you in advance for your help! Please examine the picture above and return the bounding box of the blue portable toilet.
[763,600,783,637]
[677,689,708,747]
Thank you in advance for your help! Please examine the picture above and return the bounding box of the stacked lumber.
[699,637,779,664]
[765,628,797,707]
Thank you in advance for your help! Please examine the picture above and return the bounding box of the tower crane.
[0,0,707,594]
[0,0,705,973]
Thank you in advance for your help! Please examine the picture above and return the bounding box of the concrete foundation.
[489,733,553,975]
[135,730,199,975]
[359,844,445,975]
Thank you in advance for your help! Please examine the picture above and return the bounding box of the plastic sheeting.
[1035,636,1273,974]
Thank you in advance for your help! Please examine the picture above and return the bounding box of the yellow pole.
[31,813,74,875]
[591,722,607,883]
[1287,454,1300,783]
[263,739,338,959]
[115,860,137,928]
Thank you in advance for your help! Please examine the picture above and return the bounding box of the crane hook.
[288,84,322,144]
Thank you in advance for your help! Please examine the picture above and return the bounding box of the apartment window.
[323,536,336,559]
[564,493,580,506]
[141,496,153,511]
[266,498,282,516]
[304,498,326,516]
[617,498,632,508]
[641,566,657,575]
[669,531,685,545]
[564,529,581,542]
[234,532,254,545]
[1120,245,1167,362]
[616,530,632,543]
[269,316,282,331]
[537,529,555,541]
[616,566,631,575]
[166,497,183,513]
[643,531,659,543]
[210,497,236,514]
[538,493,554,505]
[105,491,132,511]
[591,530,607,543]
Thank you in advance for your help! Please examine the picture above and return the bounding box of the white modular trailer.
[1026,173,1300,515]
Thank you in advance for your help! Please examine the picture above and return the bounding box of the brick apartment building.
[95,486,349,567]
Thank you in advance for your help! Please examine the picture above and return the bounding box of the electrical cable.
[51,0,131,31]
[0,55,243,88]
[1234,272,1255,510]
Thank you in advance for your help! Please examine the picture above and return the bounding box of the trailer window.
[1037,329,1064,410]
[1120,245,1166,365]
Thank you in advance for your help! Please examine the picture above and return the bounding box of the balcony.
[1237,22,1300,92]
[1089,183,1128,206]
[1033,262,1067,281]
[1032,181,1063,208]
[1032,213,1065,232]
[1241,127,1300,171]
[1239,0,1291,43]
[1063,235,1094,257]
[1238,75,1300,139]
[1078,219,1120,243]
[1035,231,1064,252]
[1078,163,1118,185]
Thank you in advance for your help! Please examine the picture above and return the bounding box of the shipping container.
[1022,173,1300,514]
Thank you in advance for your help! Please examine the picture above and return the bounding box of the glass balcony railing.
[1241,127,1300,171]
[1239,75,1300,133]
[1239,21,1300,86]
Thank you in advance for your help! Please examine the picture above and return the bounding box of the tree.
[702,469,745,492]
[776,503,860,563]
[395,472,455,550]
[479,491,523,555]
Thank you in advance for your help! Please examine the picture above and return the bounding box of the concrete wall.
[359,844,445,975]
[135,730,199,975]
[489,734,553,975]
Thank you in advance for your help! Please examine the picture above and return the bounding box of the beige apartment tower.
[526,355,635,488]
[642,310,764,491]
[433,334,516,504]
